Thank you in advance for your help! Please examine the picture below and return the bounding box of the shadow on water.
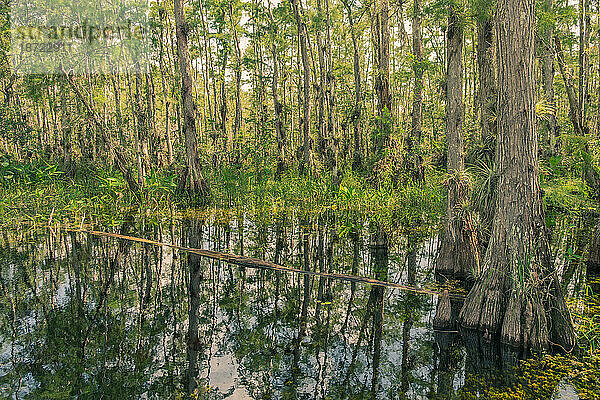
[0,211,595,399]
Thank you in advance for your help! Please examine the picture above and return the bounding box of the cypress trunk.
[555,36,584,137]
[173,0,210,200]
[410,0,423,181]
[436,2,480,280]
[342,0,363,171]
[371,0,391,163]
[291,0,311,175]
[268,0,286,177]
[459,0,576,351]
[541,0,559,152]
[228,3,242,161]
[476,11,497,155]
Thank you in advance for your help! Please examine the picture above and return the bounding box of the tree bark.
[268,0,286,177]
[555,36,584,137]
[436,2,480,280]
[291,0,311,175]
[410,0,423,180]
[597,5,600,138]
[459,0,576,351]
[229,2,242,161]
[476,6,497,250]
[64,69,140,194]
[60,73,72,175]
[173,0,209,199]
[476,11,497,154]
[342,0,363,171]
[578,0,590,134]
[184,220,203,395]
[369,226,387,397]
[541,0,559,152]
[587,219,600,293]
[316,0,327,160]
[371,0,391,162]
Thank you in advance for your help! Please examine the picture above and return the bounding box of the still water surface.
[0,211,591,399]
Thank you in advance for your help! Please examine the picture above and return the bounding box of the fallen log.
[73,228,465,299]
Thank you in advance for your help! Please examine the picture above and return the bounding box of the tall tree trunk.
[410,0,424,180]
[459,0,576,351]
[476,11,497,155]
[436,2,480,280]
[598,6,600,138]
[371,0,391,163]
[198,0,216,139]
[555,36,584,137]
[324,0,337,180]
[134,73,150,180]
[60,73,72,175]
[64,68,140,194]
[316,0,327,160]
[229,3,242,161]
[218,37,228,166]
[541,0,559,152]
[173,0,209,199]
[268,0,286,176]
[342,0,363,171]
[579,0,590,135]
[291,0,311,175]
[476,5,498,250]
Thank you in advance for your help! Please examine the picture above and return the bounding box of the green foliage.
[0,156,63,185]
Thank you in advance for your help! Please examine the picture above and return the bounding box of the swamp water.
[0,211,594,399]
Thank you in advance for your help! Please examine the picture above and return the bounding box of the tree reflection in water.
[0,212,589,399]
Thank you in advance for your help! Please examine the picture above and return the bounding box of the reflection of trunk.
[342,230,360,334]
[401,236,417,394]
[460,331,511,396]
[274,218,284,316]
[343,282,377,387]
[434,332,461,398]
[184,219,203,394]
[587,219,600,293]
[460,0,576,351]
[293,217,311,372]
[68,233,86,393]
[370,227,387,397]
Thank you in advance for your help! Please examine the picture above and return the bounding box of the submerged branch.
[58,226,464,299]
